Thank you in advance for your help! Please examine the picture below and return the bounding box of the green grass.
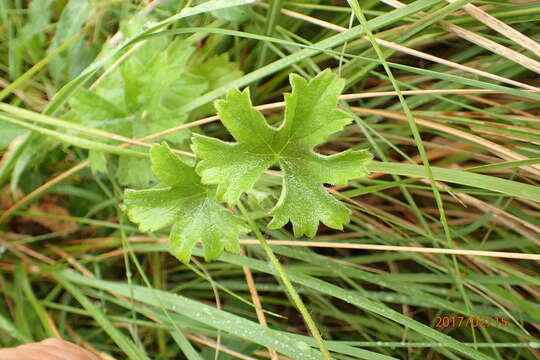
[1,0,539,359]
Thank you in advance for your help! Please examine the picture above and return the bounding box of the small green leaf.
[117,156,156,188]
[67,88,128,135]
[124,143,248,262]
[88,150,107,174]
[192,69,372,237]
[47,0,94,83]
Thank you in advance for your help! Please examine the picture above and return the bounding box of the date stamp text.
[433,316,508,328]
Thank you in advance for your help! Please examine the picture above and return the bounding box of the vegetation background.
[0,0,539,359]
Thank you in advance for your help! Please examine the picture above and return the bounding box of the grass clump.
[0,0,539,359]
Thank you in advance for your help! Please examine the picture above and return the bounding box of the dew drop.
[295,341,310,351]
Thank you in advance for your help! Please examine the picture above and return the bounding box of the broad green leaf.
[66,88,128,135]
[188,53,244,117]
[67,38,200,186]
[192,70,372,237]
[0,122,26,149]
[66,34,241,186]
[124,143,248,262]
[119,37,197,125]
[47,0,94,83]
[117,156,156,188]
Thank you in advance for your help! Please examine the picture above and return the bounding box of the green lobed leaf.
[188,53,244,118]
[124,143,248,262]
[66,34,242,186]
[192,70,372,237]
